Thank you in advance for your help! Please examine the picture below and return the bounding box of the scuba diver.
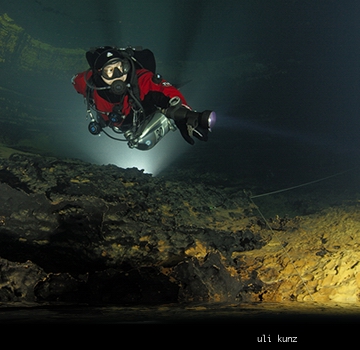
[71,46,216,150]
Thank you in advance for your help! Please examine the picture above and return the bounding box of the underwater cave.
[0,1,360,335]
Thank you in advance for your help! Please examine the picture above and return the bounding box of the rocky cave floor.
[1,145,360,325]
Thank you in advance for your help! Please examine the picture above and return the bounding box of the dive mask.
[101,58,130,80]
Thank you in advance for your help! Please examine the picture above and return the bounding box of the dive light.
[165,96,216,130]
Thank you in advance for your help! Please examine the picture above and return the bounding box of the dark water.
[2,1,360,182]
[2,302,360,326]
[1,302,360,345]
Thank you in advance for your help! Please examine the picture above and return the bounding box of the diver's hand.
[176,120,209,145]
[175,120,195,145]
[176,120,195,145]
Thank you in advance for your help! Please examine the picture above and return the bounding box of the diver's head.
[85,47,132,95]
[100,58,129,85]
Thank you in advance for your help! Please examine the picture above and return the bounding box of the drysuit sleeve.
[137,69,191,109]
[71,71,88,97]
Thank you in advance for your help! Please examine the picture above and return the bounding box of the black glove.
[165,98,211,145]
[175,119,209,145]
[176,120,195,145]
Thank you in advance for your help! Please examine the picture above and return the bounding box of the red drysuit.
[72,68,189,124]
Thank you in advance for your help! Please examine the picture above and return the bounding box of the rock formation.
[1,150,360,308]
[0,151,267,306]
